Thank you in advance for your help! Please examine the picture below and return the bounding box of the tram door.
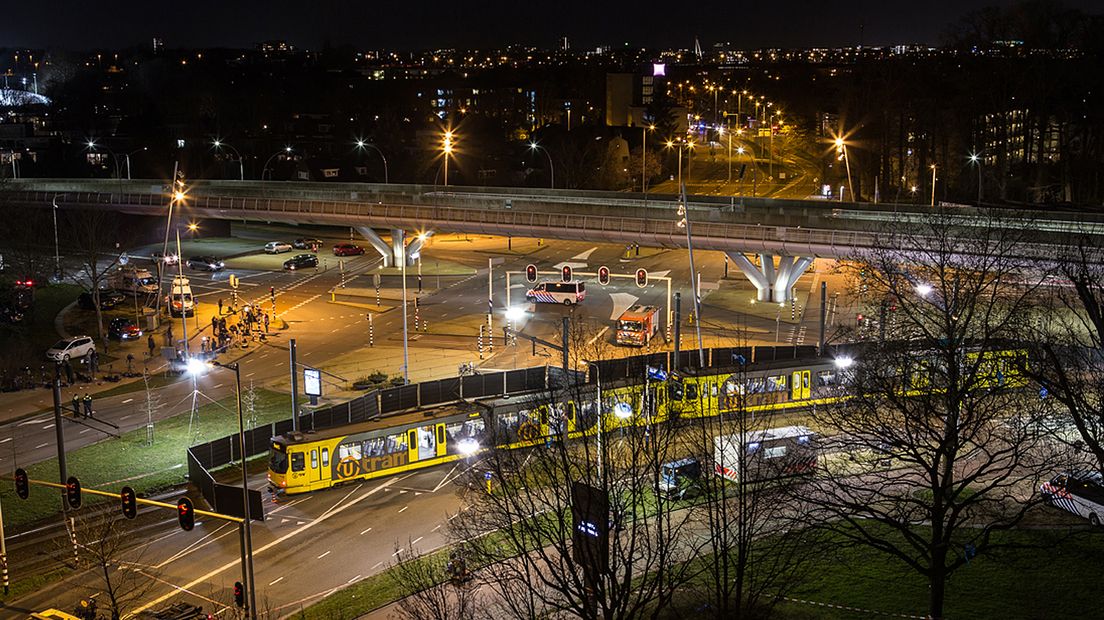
[791,370,811,400]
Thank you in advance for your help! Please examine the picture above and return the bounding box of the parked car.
[332,243,365,256]
[108,317,143,340]
[186,255,225,271]
[152,251,179,265]
[293,237,323,249]
[46,336,96,362]
[283,254,319,270]
[78,289,126,310]
[264,242,293,254]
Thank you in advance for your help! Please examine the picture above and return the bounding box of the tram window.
[816,370,836,386]
[711,383,719,397]
[767,375,787,392]
[748,378,765,394]
[567,403,576,421]
[270,450,289,474]
[437,425,446,445]
[291,452,305,472]
[686,383,698,400]
[321,448,329,467]
[340,443,363,460]
[311,450,318,469]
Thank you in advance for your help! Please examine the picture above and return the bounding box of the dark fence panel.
[277,418,297,436]
[504,369,529,393]
[397,384,419,410]
[213,483,265,522]
[462,374,494,398]
[526,367,546,390]
[186,449,215,506]
[208,436,233,467]
[709,347,753,369]
[379,386,404,415]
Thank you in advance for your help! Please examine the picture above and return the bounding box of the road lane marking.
[0,438,10,444]
[586,326,609,347]
[398,505,408,513]
[269,576,284,586]
[347,574,362,584]
[360,527,372,535]
[411,536,423,545]
[121,398,134,404]
[432,524,442,532]
[42,424,54,430]
[245,372,255,377]
[18,417,50,426]
[131,473,414,614]
[317,550,331,559]
[79,428,91,434]
[34,442,48,449]
[372,561,383,569]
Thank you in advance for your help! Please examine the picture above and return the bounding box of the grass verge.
[1,388,292,529]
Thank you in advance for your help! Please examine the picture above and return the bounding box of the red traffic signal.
[14,468,28,500]
[233,581,245,608]
[525,264,537,283]
[635,268,648,288]
[598,266,610,286]
[177,497,195,531]
[561,265,572,283]
[121,486,137,519]
[65,476,82,510]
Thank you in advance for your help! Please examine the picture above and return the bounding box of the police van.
[1041,470,1104,526]
[526,281,586,306]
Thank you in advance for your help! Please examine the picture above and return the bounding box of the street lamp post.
[355,140,389,184]
[969,153,982,204]
[930,164,937,207]
[213,140,245,181]
[123,147,147,180]
[528,142,554,189]
[51,194,61,279]
[261,147,293,181]
[442,131,454,187]
[835,137,854,203]
[194,360,258,620]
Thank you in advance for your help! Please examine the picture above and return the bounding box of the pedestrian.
[211,315,218,333]
[263,312,270,333]
[71,392,81,417]
[148,333,156,358]
[89,350,99,375]
[165,324,174,347]
[217,297,224,315]
[64,360,74,385]
[200,337,208,354]
[83,393,93,418]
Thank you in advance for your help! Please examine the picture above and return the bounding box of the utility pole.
[289,339,299,431]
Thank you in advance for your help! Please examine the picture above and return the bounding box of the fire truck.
[615,305,660,346]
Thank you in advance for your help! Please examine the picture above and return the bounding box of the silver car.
[264,241,293,254]
[46,336,96,362]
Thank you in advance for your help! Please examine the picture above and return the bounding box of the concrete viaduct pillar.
[355,227,431,267]
[726,252,813,303]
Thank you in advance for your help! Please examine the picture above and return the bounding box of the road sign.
[635,268,648,288]
[598,266,610,286]
[525,264,537,283]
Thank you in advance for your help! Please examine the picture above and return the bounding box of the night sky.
[3,0,1101,51]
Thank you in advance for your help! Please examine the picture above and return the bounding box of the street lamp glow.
[186,357,208,377]
[505,307,525,323]
[969,153,979,164]
[915,283,933,297]
[187,222,198,232]
[212,139,222,148]
[457,438,480,456]
[173,190,186,202]
[356,139,366,148]
[834,356,855,369]
[834,137,845,148]
[285,146,293,153]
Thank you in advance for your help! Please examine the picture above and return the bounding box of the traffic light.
[120,485,137,519]
[65,476,82,510]
[233,581,245,608]
[14,468,28,500]
[561,265,572,283]
[635,268,648,289]
[597,266,610,286]
[525,264,537,283]
[177,497,195,531]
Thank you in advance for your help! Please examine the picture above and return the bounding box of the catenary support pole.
[818,282,827,355]
[289,339,299,431]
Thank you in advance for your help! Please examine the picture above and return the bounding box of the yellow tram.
[267,349,1025,495]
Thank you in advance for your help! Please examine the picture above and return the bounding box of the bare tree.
[1026,237,1104,472]
[805,208,1061,620]
[64,207,122,346]
[674,347,820,618]
[387,541,479,620]
[450,351,696,619]
[74,512,160,620]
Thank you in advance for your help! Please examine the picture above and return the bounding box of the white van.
[526,281,586,306]
[166,275,195,316]
[109,266,158,295]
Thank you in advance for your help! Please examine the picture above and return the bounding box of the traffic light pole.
[51,376,68,508]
